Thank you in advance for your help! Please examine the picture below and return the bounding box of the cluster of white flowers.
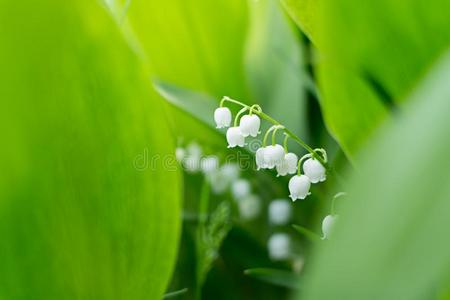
[176,141,261,220]
[267,199,293,261]
[214,100,328,202]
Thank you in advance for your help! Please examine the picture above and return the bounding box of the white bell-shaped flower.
[231,178,251,199]
[288,175,311,201]
[214,107,232,128]
[322,214,338,240]
[220,163,240,182]
[200,155,219,174]
[263,144,285,169]
[276,152,298,176]
[206,169,229,195]
[255,147,267,170]
[303,158,326,183]
[175,147,185,162]
[226,127,245,148]
[239,114,261,137]
[239,194,261,220]
[268,199,292,225]
[186,142,202,158]
[183,156,201,173]
[268,233,290,261]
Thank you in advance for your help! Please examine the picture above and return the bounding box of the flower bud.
[175,147,185,162]
[226,127,245,148]
[263,144,284,169]
[268,233,290,261]
[268,199,291,225]
[255,147,267,170]
[239,114,261,137]
[200,155,219,174]
[288,175,311,201]
[303,158,326,183]
[220,163,240,181]
[231,178,251,199]
[276,152,298,176]
[239,194,261,220]
[214,107,232,128]
[322,214,338,239]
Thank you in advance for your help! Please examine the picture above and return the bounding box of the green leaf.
[245,0,309,141]
[315,0,450,161]
[244,268,300,289]
[292,225,322,242]
[0,1,180,299]
[163,288,189,299]
[153,80,217,129]
[302,52,450,299]
[281,0,319,43]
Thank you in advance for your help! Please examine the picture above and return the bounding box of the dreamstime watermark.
[133,141,263,172]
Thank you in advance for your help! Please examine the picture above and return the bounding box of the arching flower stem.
[221,96,329,170]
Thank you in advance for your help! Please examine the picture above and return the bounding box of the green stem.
[234,107,249,127]
[271,125,284,146]
[220,96,329,170]
[283,134,289,152]
[297,153,312,176]
[262,125,278,147]
[331,192,347,215]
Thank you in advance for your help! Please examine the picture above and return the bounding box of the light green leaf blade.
[315,0,450,161]
[244,268,300,289]
[246,0,309,142]
[0,1,180,299]
[281,0,318,43]
[302,52,450,299]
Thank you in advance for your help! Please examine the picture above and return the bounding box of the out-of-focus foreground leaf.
[245,0,308,141]
[244,268,300,289]
[284,0,450,162]
[301,52,450,299]
[0,0,180,299]
[280,0,318,43]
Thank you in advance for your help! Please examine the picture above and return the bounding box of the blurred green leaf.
[154,80,217,129]
[292,225,322,242]
[302,52,450,299]
[0,1,180,299]
[245,0,309,141]
[293,0,450,161]
[244,268,300,289]
[280,0,318,43]
[163,288,188,299]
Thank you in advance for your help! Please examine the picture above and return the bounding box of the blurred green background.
[0,0,449,299]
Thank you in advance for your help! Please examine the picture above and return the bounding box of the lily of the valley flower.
[288,175,311,201]
[276,152,298,176]
[214,107,232,128]
[226,127,245,148]
[268,233,290,261]
[239,194,261,220]
[322,214,338,240]
[303,158,326,183]
[200,155,219,174]
[239,114,261,137]
[231,178,251,199]
[255,147,267,170]
[263,144,285,169]
[268,199,291,225]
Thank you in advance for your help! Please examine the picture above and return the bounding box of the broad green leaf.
[0,1,180,299]
[244,268,300,289]
[292,225,322,242]
[245,0,309,141]
[280,0,318,43]
[305,0,450,161]
[153,80,217,129]
[121,0,250,144]
[302,52,450,299]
